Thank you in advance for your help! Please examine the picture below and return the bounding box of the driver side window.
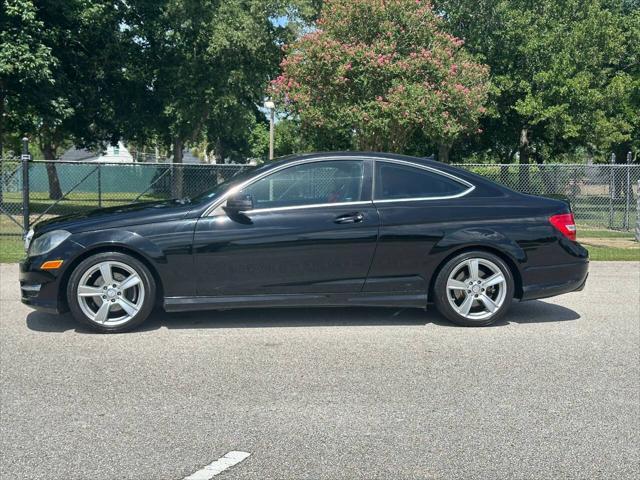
[241,161,365,209]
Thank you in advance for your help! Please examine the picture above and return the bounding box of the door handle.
[334,212,364,224]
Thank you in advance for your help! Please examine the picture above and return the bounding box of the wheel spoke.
[117,297,139,316]
[78,285,104,297]
[457,294,474,316]
[99,263,114,286]
[483,273,505,288]
[467,259,480,282]
[119,274,141,291]
[94,301,111,324]
[447,279,468,290]
[479,294,498,313]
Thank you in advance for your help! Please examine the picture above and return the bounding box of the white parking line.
[183,451,251,480]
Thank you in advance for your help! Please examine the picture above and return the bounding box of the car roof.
[273,151,435,164]
[263,152,506,195]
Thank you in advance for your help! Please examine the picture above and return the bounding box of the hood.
[33,199,196,235]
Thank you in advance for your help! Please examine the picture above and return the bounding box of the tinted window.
[375,162,467,200]
[190,166,260,204]
[242,161,365,209]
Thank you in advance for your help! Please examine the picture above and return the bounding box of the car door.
[193,158,379,296]
[364,159,475,293]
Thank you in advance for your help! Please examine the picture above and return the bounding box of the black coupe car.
[20,152,588,332]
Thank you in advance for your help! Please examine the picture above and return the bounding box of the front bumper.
[20,260,67,313]
[19,238,86,314]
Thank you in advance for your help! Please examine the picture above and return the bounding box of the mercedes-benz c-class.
[20,153,588,332]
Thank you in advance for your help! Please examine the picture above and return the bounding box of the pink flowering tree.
[271,0,490,161]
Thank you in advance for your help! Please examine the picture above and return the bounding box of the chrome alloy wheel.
[445,258,507,321]
[76,261,145,326]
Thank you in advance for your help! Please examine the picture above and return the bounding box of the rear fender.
[434,227,525,262]
[429,227,526,299]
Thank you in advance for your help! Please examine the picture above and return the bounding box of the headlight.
[24,228,34,252]
[29,230,71,256]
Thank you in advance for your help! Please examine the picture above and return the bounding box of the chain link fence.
[0,159,25,236]
[0,160,248,236]
[456,163,639,231]
[1,160,638,238]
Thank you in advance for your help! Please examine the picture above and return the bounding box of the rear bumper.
[520,260,589,301]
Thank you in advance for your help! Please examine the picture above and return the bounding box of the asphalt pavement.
[1,262,639,480]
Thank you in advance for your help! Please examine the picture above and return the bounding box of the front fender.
[71,230,166,264]
[66,224,196,297]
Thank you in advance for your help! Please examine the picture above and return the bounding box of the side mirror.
[224,193,253,214]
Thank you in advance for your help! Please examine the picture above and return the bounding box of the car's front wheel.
[67,252,156,333]
[433,251,514,326]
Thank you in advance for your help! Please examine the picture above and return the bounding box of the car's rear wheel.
[67,252,156,333]
[433,251,514,326]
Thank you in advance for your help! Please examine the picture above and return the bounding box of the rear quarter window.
[375,162,469,200]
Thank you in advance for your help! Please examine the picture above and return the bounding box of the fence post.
[608,153,615,229]
[97,162,102,208]
[21,137,31,235]
[636,179,640,243]
[624,152,631,230]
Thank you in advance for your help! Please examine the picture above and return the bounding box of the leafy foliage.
[271,0,490,159]
[1,1,129,156]
[0,0,54,155]
[435,0,639,162]
[0,0,318,160]
[249,117,314,160]
[120,0,319,164]
[2,0,637,168]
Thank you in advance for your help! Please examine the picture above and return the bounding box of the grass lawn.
[578,228,636,239]
[586,246,640,261]
[0,237,25,263]
[578,227,639,260]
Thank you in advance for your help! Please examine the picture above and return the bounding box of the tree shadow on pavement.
[26,299,580,334]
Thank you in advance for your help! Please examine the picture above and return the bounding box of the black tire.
[67,252,156,333]
[433,251,515,327]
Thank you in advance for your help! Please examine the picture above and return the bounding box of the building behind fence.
[1,159,639,238]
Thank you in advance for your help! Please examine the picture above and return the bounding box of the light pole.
[264,100,275,160]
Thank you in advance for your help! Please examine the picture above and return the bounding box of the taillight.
[549,213,577,241]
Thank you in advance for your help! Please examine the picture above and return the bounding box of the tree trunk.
[172,137,183,199]
[438,143,451,163]
[518,128,531,191]
[499,148,514,186]
[43,142,63,200]
[214,137,224,164]
[533,150,551,194]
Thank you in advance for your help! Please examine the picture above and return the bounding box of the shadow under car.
[26,300,581,334]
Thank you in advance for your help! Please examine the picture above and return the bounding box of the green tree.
[1,0,131,199]
[2,0,320,200]
[248,117,314,160]
[123,0,318,195]
[435,0,639,165]
[271,0,490,161]
[0,0,54,157]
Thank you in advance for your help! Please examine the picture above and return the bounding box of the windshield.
[188,165,262,205]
